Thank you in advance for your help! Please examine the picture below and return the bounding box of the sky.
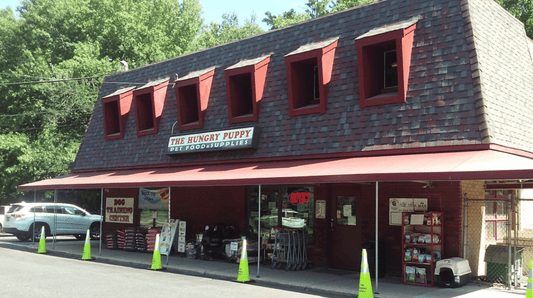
[0,0,307,30]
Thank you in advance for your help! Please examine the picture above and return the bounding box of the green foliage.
[263,9,311,30]
[305,0,332,18]
[496,0,533,38]
[331,0,377,12]
[0,0,207,201]
[191,12,264,50]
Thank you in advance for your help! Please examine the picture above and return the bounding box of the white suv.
[3,202,102,241]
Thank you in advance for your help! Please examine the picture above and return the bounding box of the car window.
[7,205,24,213]
[45,206,61,213]
[29,206,44,213]
[64,206,83,215]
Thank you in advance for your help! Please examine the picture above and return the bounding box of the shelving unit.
[401,211,443,286]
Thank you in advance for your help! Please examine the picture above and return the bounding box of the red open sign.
[289,192,310,204]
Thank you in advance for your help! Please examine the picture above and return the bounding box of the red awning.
[17,149,533,190]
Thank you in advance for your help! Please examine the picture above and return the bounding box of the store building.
[19,0,533,283]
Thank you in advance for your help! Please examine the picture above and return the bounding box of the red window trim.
[175,69,215,131]
[225,56,270,124]
[133,80,169,137]
[356,22,417,108]
[285,38,338,117]
[102,87,134,140]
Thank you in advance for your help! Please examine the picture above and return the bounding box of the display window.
[248,186,314,238]
[139,209,169,229]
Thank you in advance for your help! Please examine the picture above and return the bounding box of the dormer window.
[175,67,216,131]
[225,55,270,124]
[284,37,338,117]
[101,87,135,140]
[384,50,398,89]
[355,18,418,108]
[133,78,168,136]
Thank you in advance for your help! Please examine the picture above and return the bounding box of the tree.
[263,9,311,30]
[331,0,377,12]
[496,0,533,38]
[305,0,332,18]
[191,12,263,50]
[0,0,205,203]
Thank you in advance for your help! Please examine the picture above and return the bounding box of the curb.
[0,242,355,297]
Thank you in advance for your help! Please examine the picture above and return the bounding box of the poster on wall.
[159,219,178,256]
[106,197,134,223]
[316,200,326,219]
[139,187,170,210]
[389,198,427,226]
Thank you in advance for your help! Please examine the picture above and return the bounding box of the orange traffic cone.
[236,237,251,283]
[150,234,163,270]
[358,249,374,298]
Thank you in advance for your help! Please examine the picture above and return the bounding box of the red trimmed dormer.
[133,78,169,137]
[355,17,418,108]
[102,87,135,140]
[224,55,271,124]
[284,37,339,117]
[175,67,216,131]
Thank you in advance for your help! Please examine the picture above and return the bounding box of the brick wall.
[461,180,486,277]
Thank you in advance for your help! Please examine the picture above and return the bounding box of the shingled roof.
[72,0,533,172]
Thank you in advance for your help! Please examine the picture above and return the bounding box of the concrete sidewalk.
[0,239,526,298]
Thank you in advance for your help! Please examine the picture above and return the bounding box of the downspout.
[375,181,379,293]
[257,184,262,277]
[53,189,57,249]
[99,188,104,255]
[463,193,468,259]
[33,190,36,243]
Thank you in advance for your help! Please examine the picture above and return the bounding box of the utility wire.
[0,106,94,118]
[0,75,103,85]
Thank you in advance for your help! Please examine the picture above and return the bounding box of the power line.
[0,75,103,85]
[0,106,94,118]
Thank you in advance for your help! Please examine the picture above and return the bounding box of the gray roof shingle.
[72,0,533,171]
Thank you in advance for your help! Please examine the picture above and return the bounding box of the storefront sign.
[160,219,178,256]
[106,197,134,223]
[139,187,170,210]
[289,191,310,204]
[167,127,260,155]
[389,198,428,226]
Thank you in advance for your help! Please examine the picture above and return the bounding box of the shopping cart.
[270,228,311,270]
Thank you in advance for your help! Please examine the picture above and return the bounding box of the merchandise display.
[402,211,443,286]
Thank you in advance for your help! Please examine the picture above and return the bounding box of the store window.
[175,67,216,131]
[248,186,314,238]
[355,18,417,108]
[102,87,135,140]
[484,190,511,242]
[225,55,270,124]
[133,78,168,136]
[284,37,338,117]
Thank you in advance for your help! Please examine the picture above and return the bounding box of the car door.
[60,206,88,234]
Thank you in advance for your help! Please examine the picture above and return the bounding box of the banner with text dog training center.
[106,197,134,223]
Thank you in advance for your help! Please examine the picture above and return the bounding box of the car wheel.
[74,235,85,240]
[16,235,29,241]
[30,224,46,241]
[90,223,100,240]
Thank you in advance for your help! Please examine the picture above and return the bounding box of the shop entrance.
[329,194,361,270]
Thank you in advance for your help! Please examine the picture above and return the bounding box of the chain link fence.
[464,189,533,290]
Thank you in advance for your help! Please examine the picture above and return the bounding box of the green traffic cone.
[150,234,163,270]
[81,229,93,260]
[37,226,47,254]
